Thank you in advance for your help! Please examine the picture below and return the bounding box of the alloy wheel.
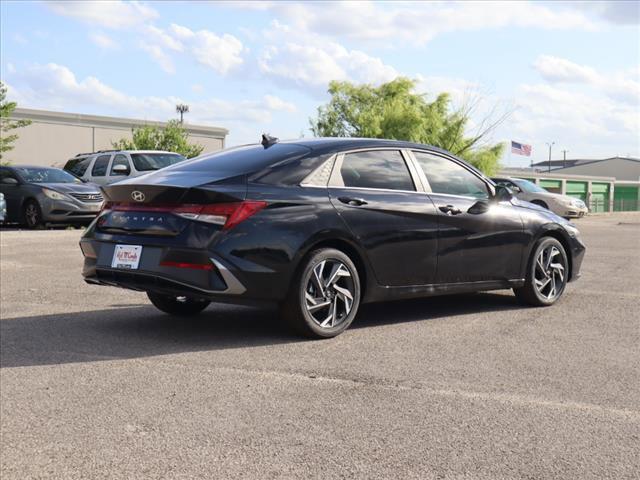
[304,259,356,329]
[534,245,567,300]
[25,203,40,227]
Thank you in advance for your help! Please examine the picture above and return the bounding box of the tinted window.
[110,154,131,176]
[414,151,488,198]
[91,155,111,176]
[167,144,312,175]
[130,153,185,172]
[65,157,91,177]
[14,167,81,184]
[339,150,415,191]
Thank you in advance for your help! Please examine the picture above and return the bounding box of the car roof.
[271,137,454,156]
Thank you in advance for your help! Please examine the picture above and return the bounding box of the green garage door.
[591,182,610,212]
[566,181,588,203]
[539,179,562,194]
[614,185,639,212]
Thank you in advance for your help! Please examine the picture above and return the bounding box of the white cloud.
[167,24,245,75]
[5,63,297,131]
[534,55,640,105]
[89,32,118,50]
[46,1,158,29]
[247,1,598,46]
[139,43,175,74]
[258,22,398,92]
[503,82,639,160]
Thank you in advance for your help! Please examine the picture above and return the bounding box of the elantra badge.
[131,191,145,202]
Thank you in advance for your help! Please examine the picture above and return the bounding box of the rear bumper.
[80,238,286,303]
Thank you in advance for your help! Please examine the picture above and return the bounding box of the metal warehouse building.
[501,157,640,212]
[6,108,228,167]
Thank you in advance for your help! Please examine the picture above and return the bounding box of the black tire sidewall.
[23,200,42,228]
[290,248,361,338]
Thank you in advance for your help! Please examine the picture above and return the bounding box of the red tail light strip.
[102,201,267,230]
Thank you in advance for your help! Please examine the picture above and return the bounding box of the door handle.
[438,204,462,215]
[338,197,368,206]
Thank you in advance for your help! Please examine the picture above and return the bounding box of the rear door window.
[338,150,415,191]
[91,155,111,177]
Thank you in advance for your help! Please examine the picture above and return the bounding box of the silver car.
[492,177,588,219]
[0,165,104,228]
[63,150,187,186]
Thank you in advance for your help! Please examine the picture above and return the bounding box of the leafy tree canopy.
[0,81,31,163]
[310,77,506,175]
[113,120,204,158]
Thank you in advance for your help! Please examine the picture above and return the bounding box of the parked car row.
[0,149,188,227]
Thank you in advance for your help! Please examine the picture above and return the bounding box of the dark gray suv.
[0,165,104,227]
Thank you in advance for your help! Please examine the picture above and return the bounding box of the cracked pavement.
[1,214,639,479]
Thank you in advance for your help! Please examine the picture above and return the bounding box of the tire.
[281,248,361,339]
[514,237,569,306]
[147,292,211,316]
[22,200,43,229]
[530,199,549,210]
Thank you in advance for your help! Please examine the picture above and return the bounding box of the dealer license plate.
[111,245,142,270]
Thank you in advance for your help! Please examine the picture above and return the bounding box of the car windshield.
[15,167,82,184]
[514,179,547,193]
[130,153,186,172]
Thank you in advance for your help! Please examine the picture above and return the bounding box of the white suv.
[63,150,187,185]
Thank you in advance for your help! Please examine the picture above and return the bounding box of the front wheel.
[147,292,211,316]
[514,237,569,306]
[281,248,361,338]
[22,200,43,229]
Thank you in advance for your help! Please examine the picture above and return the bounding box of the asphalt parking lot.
[1,214,639,479]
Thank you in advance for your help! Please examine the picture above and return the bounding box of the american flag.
[511,141,532,156]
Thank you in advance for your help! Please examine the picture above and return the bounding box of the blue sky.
[1,1,638,166]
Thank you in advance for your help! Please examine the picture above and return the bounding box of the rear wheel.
[22,200,43,229]
[514,237,568,306]
[282,248,361,338]
[147,292,211,316]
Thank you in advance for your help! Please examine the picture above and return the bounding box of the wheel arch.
[297,235,372,302]
[532,225,573,281]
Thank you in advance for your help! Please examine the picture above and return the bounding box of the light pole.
[176,104,189,123]
[546,141,555,173]
[561,149,569,169]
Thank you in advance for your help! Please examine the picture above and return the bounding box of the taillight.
[107,201,267,230]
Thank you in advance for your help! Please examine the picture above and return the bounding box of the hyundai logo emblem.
[131,191,145,202]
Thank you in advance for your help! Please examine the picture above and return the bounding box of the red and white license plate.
[111,245,142,269]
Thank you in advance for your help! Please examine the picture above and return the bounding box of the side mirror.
[493,184,514,202]
[111,164,130,176]
[1,177,18,185]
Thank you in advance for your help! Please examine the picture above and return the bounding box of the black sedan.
[0,165,104,228]
[80,137,585,338]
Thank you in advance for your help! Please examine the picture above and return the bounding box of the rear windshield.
[16,167,82,184]
[131,153,186,172]
[166,144,312,176]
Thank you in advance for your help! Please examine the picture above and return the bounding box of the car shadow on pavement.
[1,292,521,368]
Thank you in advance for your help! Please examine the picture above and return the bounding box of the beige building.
[6,108,228,167]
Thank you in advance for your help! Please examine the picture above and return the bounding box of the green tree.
[0,81,31,163]
[113,119,204,158]
[310,77,508,175]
